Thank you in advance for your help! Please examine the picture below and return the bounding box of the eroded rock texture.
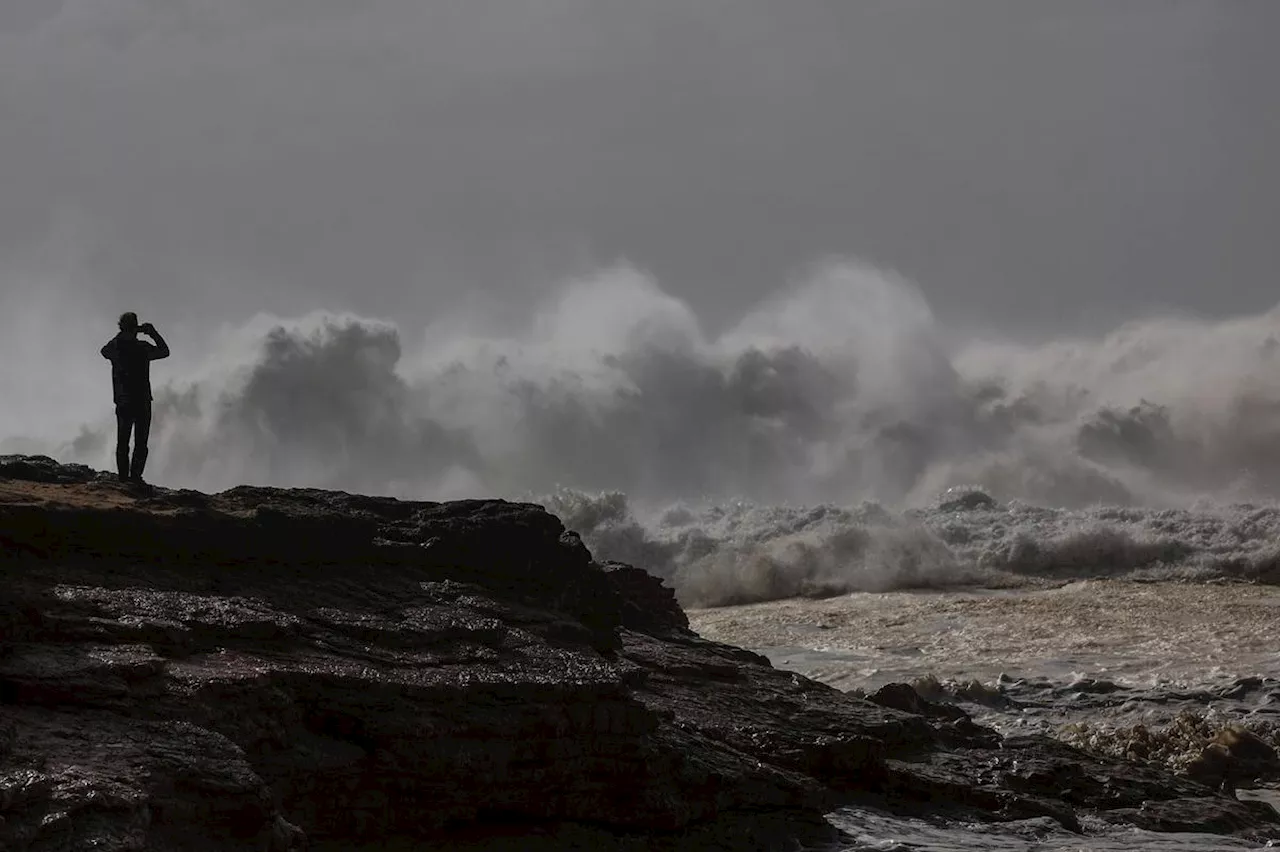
[0,455,1276,849]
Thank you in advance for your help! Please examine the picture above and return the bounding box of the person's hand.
[139,322,156,335]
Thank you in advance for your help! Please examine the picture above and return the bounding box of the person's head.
[118,312,139,334]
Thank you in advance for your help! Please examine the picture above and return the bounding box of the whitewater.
[7,259,1280,848]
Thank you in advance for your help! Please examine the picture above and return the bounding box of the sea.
[695,579,1280,851]
[552,491,1280,851]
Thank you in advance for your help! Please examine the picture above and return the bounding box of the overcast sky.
[2,0,1278,336]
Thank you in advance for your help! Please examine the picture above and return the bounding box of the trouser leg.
[115,406,132,481]
[130,402,152,481]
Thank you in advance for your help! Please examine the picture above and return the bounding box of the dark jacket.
[101,333,170,405]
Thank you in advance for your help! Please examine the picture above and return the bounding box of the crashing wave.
[10,259,1280,510]
[10,259,1280,605]
[548,488,1280,607]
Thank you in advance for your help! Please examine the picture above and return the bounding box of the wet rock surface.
[1,456,1278,849]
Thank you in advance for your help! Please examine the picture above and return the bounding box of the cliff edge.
[0,455,1276,850]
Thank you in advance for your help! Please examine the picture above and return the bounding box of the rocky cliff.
[1,455,1277,850]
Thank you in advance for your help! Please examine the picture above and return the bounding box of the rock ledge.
[0,455,1276,849]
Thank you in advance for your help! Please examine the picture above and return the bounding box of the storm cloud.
[2,1,1278,335]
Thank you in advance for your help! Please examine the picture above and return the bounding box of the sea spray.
[12,259,1280,529]
[549,489,1280,606]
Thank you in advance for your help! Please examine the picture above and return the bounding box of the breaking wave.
[549,489,1280,607]
[543,489,967,607]
[11,258,1280,604]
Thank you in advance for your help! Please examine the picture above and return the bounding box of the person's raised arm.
[140,323,170,359]
[101,337,118,359]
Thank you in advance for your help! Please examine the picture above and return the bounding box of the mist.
[4,3,1280,603]
[13,258,1280,513]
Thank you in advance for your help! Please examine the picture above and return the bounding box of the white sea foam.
[9,258,1280,606]
[549,488,1280,606]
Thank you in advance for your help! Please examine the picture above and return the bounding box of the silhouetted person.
[101,312,169,483]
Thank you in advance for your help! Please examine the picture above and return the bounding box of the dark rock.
[867,682,969,722]
[0,706,305,850]
[599,560,690,636]
[1101,797,1280,835]
[1185,727,1280,795]
[862,684,1003,749]
[2,456,1279,848]
[0,455,101,484]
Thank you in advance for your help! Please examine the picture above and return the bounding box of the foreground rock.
[1,456,1277,849]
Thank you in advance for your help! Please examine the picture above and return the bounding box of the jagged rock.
[0,707,306,850]
[1,456,1278,849]
[864,682,1000,749]
[1186,727,1280,795]
[599,560,690,635]
[0,455,101,484]
[1100,797,1280,835]
[866,682,968,722]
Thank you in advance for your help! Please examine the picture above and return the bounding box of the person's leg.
[115,405,132,481]
[129,401,152,482]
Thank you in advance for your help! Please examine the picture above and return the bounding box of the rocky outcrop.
[1186,728,1280,795]
[1,455,1277,849]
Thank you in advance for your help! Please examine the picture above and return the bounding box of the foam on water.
[548,487,1280,607]
[691,582,1280,693]
[692,582,1280,847]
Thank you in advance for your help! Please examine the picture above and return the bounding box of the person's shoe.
[129,449,148,483]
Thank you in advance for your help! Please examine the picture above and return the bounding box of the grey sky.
[2,0,1278,335]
